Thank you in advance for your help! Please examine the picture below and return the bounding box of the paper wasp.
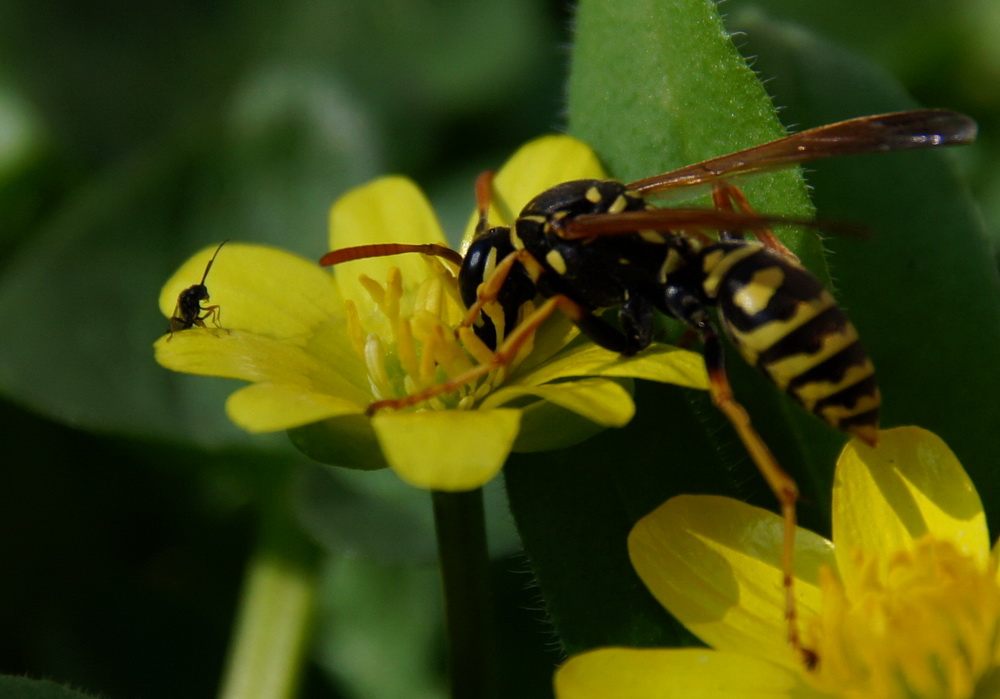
[167,239,229,338]
[320,109,976,662]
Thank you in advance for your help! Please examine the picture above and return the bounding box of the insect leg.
[617,294,655,354]
[701,324,809,662]
[664,286,811,665]
[201,304,224,330]
[369,244,653,412]
[458,248,525,332]
[712,182,799,261]
[367,290,593,415]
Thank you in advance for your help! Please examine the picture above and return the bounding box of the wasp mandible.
[320,109,977,662]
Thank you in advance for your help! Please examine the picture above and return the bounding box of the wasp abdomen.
[703,243,880,444]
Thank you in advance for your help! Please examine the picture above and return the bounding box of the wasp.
[320,109,976,662]
[168,240,229,338]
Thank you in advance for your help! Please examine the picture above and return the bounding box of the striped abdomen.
[700,243,880,444]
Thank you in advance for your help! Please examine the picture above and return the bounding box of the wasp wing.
[626,110,977,195]
[557,208,862,240]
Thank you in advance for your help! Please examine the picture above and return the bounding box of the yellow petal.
[515,342,708,390]
[156,328,366,394]
[159,243,344,338]
[328,176,448,315]
[225,383,363,433]
[629,495,832,669]
[371,409,520,491]
[993,538,1000,587]
[554,647,811,699]
[463,135,608,241]
[482,377,634,426]
[832,426,989,589]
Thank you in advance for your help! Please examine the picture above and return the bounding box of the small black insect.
[168,240,228,338]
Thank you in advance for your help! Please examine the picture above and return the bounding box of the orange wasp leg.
[711,182,799,261]
[457,170,533,336]
[700,325,814,667]
[367,281,587,415]
[456,246,537,333]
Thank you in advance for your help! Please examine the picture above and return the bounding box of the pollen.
[803,537,1000,699]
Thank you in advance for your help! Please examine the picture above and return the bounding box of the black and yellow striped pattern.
[701,242,880,444]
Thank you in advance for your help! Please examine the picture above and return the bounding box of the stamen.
[430,258,466,316]
[339,259,527,410]
[457,326,495,367]
[419,326,440,385]
[344,299,366,360]
[358,274,385,308]
[804,538,1000,698]
[364,334,393,400]
[395,317,421,385]
[384,267,402,322]
[418,275,444,319]
[431,323,475,379]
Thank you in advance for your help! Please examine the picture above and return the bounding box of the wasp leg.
[367,291,595,415]
[458,246,553,343]
[618,294,655,353]
[701,325,812,664]
[458,249,526,332]
[673,327,699,350]
[664,286,812,666]
[712,182,800,262]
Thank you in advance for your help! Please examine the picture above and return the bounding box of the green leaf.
[0,676,99,699]
[566,0,823,269]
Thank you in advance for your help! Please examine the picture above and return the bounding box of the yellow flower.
[154,136,708,492]
[555,426,999,698]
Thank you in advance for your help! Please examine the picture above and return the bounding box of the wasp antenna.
[320,243,464,268]
[474,171,496,236]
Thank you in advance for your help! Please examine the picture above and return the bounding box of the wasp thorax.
[522,179,645,222]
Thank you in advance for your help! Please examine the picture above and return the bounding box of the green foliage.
[1,0,996,696]
[0,677,99,699]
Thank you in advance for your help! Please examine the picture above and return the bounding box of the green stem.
[432,488,494,699]
[218,492,321,699]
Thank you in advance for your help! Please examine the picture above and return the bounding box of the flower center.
[804,537,1000,699]
[343,260,511,409]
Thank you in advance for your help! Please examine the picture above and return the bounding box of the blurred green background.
[0,0,996,697]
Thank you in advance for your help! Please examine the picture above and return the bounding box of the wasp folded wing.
[557,208,850,240]
[627,109,977,195]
